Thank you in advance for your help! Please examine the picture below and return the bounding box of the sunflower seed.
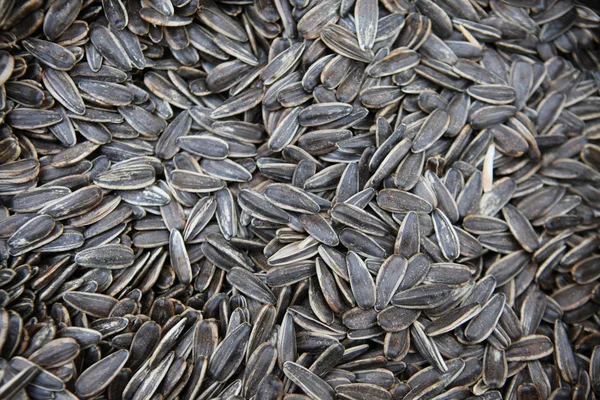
[74,244,134,269]
[283,361,335,400]
[75,349,129,398]
[347,251,376,310]
[464,293,506,343]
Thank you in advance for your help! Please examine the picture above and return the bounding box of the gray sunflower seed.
[321,24,373,63]
[554,320,579,383]
[75,349,129,398]
[299,213,339,246]
[209,323,251,382]
[505,334,554,362]
[464,293,506,343]
[0,364,40,399]
[426,303,481,336]
[200,159,253,182]
[432,209,460,261]
[411,321,448,373]
[283,361,335,400]
[261,42,305,85]
[95,166,155,190]
[7,214,55,253]
[118,105,167,136]
[367,49,419,78]
[74,244,134,269]
[483,345,507,388]
[227,267,276,305]
[89,23,132,71]
[502,205,539,254]
[378,189,433,213]
[265,183,320,213]
[377,306,420,332]
[411,109,450,153]
[467,84,516,105]
[169,170,225,193]
[375,255,407,311]
[332,203,390,237]
[168,229,191,284]
[28,337,80,369]
[211,88,264,119]
[155,111,192,160]
[355,0,378,51]
[22,38,76,70]
[347,251,376,309]
[393,284,454,309]
[268,107,302,152]
[299,102,353,127]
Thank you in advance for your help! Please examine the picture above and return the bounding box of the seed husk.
[75,349,129,398]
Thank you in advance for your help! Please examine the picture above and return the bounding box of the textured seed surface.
[0,0,597,399]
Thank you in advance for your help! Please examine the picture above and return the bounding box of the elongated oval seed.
[63,292,118,318]
[209,323,252,382]
[464,293,506,343]
[412,109,450,153]
[75,350,129,398]
[283,361,335,400]
[347,251,376,309]
[169,229,192,285]
[392,284,453,309]
[226,267,277,305]
[74,244,135,269]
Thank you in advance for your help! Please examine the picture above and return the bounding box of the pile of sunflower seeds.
[0,0,599,398]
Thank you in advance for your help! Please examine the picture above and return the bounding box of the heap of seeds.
[0,0,599,398]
